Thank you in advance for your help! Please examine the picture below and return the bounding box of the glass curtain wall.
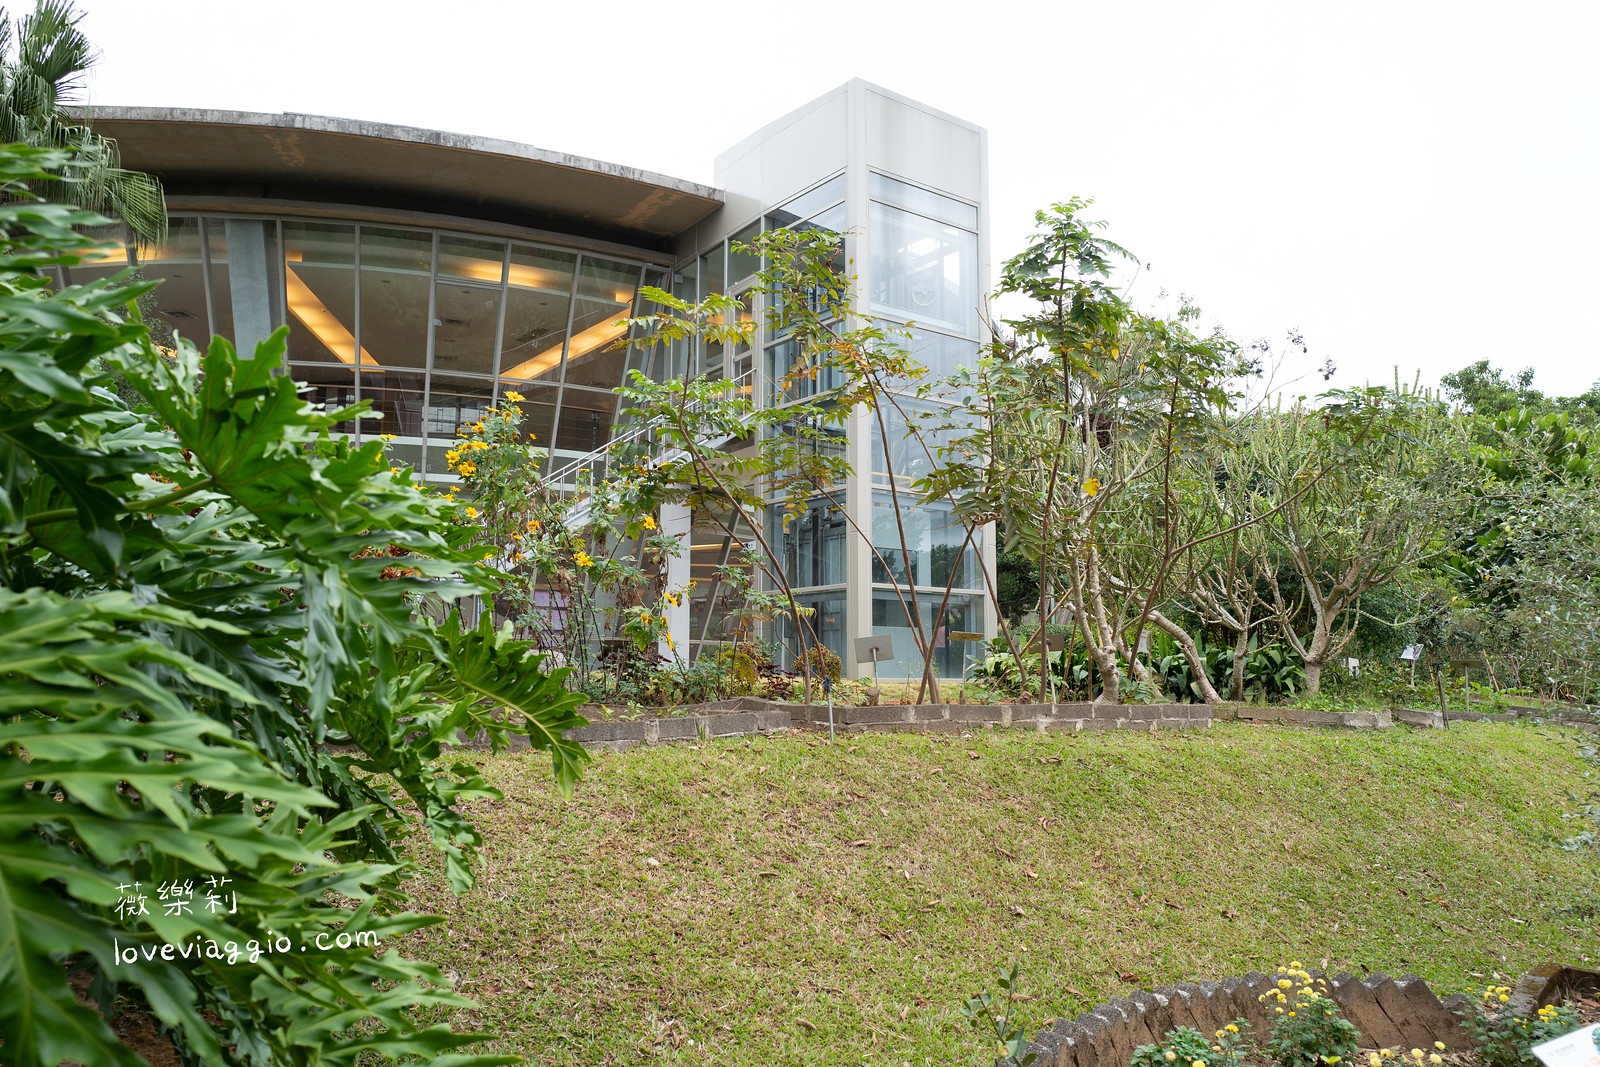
[115,213,650,481]
[865,172,987,679]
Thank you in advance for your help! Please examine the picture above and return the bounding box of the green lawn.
[408,722,1599,1066]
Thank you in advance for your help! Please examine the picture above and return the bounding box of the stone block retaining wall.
[789,701,1214,735]
[1025,971,1476,1067]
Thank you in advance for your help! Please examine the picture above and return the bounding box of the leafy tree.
[1240,387,1451,695]
[0,146,583,1065]
[0,0,166,241]
[927,201,1265,703]
[1435,407,1600,697]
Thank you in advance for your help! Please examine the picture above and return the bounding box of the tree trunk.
[1230,628,1249,701]
[1149,610,1223,706]
[1302,659,1324,697]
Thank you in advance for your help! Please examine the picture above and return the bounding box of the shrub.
[1258,964,1360,1067]
[0,146,585,1064]
[1459,985,1583,1067]
[1131,1023,1252,1067]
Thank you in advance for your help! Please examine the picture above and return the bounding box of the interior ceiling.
[83,108,723,249]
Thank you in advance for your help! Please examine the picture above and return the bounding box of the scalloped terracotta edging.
[1024,970,1482,1067]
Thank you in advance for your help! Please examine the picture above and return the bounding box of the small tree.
[1242,387,1451,695]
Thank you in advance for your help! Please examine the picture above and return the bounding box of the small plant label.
[1531,1023,1600,1067]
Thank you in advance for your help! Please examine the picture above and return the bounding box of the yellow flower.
[1434,1044,1446,1052]
[1192,1060,1206,1067]
[1370,1055,1383,1067]
[1165,1054,1176,1063]
[642,515,656,530]
[527,519,542,532]
[464,506,478,518]
[504,390,525,403]
[1278,980,1293,990]
[1225,1026,1239,1035]
[512,551,523,562]
[1429,1057,1442,1065]
[574,551,593,568]
[1411,1052,1423,1061]
[482,550,494,560]
[1083,476,1101,497]
[1289,960,1303,971]
[379,433,396,441]
[458,460,477,477]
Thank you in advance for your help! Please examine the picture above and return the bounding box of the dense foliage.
[0,147,585,1065]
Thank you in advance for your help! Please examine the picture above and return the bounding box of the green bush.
[0,146,585,1064]
[1460,985,1584,1067]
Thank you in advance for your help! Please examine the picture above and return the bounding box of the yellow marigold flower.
[642,515,656,530]
[464,506,478,518]
[1429,1056,1442,1065]
[1290,960,1303,970]
[1192,1059,1205,1067]
[1278,980,1293,990]
[1498,995,1509,1004]
[505,390,525,403]
[1225,1025,1239,1034]
[574,551,593,568]
[1434,1044,1446,1052]
[1164,1053,1176,1062]
[1370,1055,1383,1067]
[1411,1051,1423,1060]
[1287,1011,1296,1018]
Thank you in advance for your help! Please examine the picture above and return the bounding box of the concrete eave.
[79,106,724,248]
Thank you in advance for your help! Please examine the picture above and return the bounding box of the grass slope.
[409,722,1598,1066]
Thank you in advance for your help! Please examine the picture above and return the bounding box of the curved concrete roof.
[81,107,723,251]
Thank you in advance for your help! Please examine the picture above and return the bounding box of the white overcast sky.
[72,0,1598,399]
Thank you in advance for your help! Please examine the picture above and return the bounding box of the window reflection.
[283,221,358,365]
[869,202,977,336]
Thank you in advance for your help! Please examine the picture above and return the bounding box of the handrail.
[545,368,754,490]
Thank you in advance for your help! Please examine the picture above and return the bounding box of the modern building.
[81,80,994,680]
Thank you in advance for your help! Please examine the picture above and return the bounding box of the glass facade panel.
[727,221,761,283]
[553,385,615,456]
[431,279,501,378]
[497,245,576,383]
[495,380,558,450]
[361,371,428,439]
[767,336,841,404]
[870,493,982,590]
[132,216,208,351]
[436,235,506,283]
[283,221,357,366]
[870,399,975,489]
[869,202,978,336]
[202,218,233,343]
[871,591,983,679]
[772,496,848,590]
[565,257,638,390]
[425,375,495,441]
[359,227,432,371]
[777,593,846,670]
[869,172,979,230]
[289,364,360,438]
[766,173,846,230]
